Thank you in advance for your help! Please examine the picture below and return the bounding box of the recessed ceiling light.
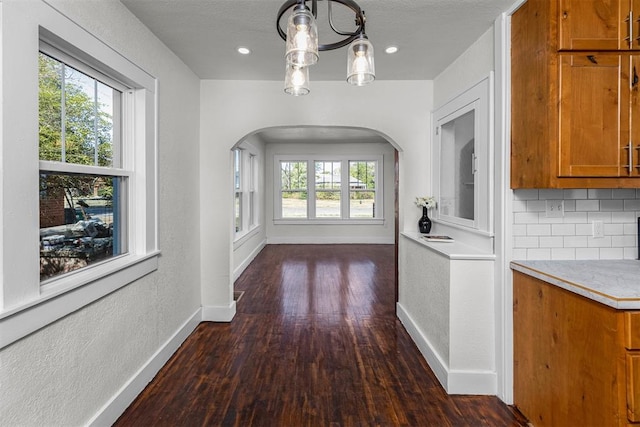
[385,46,399,54]
[237,47,251,55]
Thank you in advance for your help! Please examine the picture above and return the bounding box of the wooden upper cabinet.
[558,0,640,50]
[558,53,628,177]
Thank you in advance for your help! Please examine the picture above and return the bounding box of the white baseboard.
[448,370,497,395]
[233,239,266,281]
[87,308,202,427]
[267,236,394,244]
[396,302,450,390]
[202,301,236,322]
[396,302,497,395]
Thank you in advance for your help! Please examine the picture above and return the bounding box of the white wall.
[397,25,501,395]
[264,140,396,244]
[0,1,202,425]
[200,80,433,315]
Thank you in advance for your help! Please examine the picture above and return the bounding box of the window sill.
[234,226,261,249]
[0,251,160,350]
[273,218,385,226]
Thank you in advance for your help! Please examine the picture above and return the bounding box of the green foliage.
[39,53,115,207]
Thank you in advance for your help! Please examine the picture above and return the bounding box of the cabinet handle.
[635,146,640,170]
[587,55,598,64]
[627,12,634,48]
[626,141,634,174]
[634,66,639,88]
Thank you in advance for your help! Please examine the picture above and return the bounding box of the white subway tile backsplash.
[576,248,600,259]
[512,188,640,261]
[600,200,624,211]
[514,212,540,224]
[563,235,588,247]
[599,248,624,259]
[551,248,575,260]
[527,224,551,235]
[562,211,587,223]
[539,236,564,247]
[588,189,612,199]
[512,200,527,212]
[539,189,564,199]
[624,200,640,210]
[613,211,637,223]
[587,211,612,222]
[587,236,612,248]
[624,247,638,259]
[575,224,592,236]
[576,200,600,211]
[513,189,539,201]
[563,189,588,199]
[613,189,636,199]
[527,248,551,259]
[526,200,546,212]
[551,224,576,236]
[514,236,539,248]
[604,223,624,235]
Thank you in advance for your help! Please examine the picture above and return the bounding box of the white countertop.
[511,260,640,309]
[401,231,495,260]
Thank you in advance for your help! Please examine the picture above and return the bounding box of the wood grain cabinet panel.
[511,0,640,188]
[513,271,630,426]
[628,352,640,422]
[558,53,629,177]
[558,0,629,50]
[626,312,640,349]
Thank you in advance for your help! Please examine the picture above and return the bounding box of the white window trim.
[274,154,384,224]
[432,73,494,236]
[0,2,159,349]
[234,144,260,242]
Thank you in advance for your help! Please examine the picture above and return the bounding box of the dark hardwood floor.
[114,244,528,426]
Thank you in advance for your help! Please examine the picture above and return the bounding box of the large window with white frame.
[38,44,128,282]
[0,3,158,350]
[275,155,383,222]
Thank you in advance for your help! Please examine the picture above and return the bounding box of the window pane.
[39,52,118,167]
[40,173,126,281]
[315,161,341,218]
[440,110,475,221]
[349,161,376,218]
[281,161,307,218]
[234,149,241,191]
[235,192,242,232]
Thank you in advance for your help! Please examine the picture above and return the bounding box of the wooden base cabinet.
[513,271,640,426]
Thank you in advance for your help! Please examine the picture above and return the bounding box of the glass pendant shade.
[285,6,319,67]
[284,64,310,96]
[346,36,375,86]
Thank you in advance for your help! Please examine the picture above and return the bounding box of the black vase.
[418,206,432,234]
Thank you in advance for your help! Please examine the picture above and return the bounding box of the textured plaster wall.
[398,237,451,363]
[200,80,433,309]
[0,0,201,425]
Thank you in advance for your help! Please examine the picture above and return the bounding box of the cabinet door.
[559,54,630,177]
[559,0,631,50]
[630,55,640,176]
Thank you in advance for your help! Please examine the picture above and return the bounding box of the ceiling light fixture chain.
[277,0,375,95]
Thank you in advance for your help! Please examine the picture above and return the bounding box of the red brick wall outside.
[40,196,65,228]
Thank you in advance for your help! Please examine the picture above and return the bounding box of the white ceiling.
[120,0,516,81]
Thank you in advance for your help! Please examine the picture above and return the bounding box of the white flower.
[415,196,436,209]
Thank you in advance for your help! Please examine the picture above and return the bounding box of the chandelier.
[277,0,375,95]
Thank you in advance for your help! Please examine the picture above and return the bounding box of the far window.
[38,48,128,282]
[280,161,308,218]
[233,145,260,239]
[276,155,383,222]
